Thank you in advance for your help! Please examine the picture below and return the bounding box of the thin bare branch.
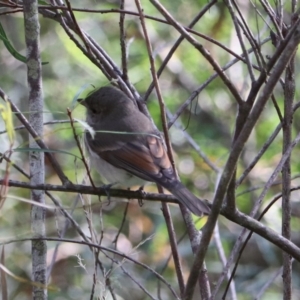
[150,0,244,106]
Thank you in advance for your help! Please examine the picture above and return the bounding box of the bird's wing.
[87,132,211,215]
[90,134,176,185]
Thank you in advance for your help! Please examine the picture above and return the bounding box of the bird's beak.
[77,98,86,107]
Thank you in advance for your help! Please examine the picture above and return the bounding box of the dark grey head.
[79,86,129,112]
[79,86,134,124]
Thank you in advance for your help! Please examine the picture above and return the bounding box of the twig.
[281,37,295,300]
[112,201,129,248]
[166,111,221,173]
[254,265,286,300]
[224,0,255,82]
[221,189,285,298]
[64,0,91,54]
[23,0,47,298]
[150,0,244,106]
[0,87,70,185]
[161,201,185,297]
[134,1,186,295]
[0,119,74,135]
[167,36,271,128]
[0,237,180,299]
[212,222,237,300]
[184,13,300,299]
[2,178,300,261]
[67,108,95,188]
[144,0,218,100]
[119,0,129,83]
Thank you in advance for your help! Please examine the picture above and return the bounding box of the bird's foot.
[137,185,145,207]
[101,182,117,199]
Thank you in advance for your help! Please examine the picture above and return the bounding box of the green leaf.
[0,101,15,144]
[0,22,48,65]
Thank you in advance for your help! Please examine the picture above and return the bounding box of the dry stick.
[97,250,168,300]
[0,0,259,63]
[115,266,158,300]
[217,130,300,298]
[112,201,129,248]
[56,11,112,80]
[222,186,298,299]
[271,93,284,122]
[0,119,74,135]
[134,0,186,296]
[150,0,243,107]
[277,0,284,32]
[44,2,122,86]
[0,236,180,299]
[225,0,255,81]
[67,107,101,293]
[141,2,238,296]
[160,199,185,297]
[222,208,300,261]
[236,109,285,186]
[2,178,300,261]
[166,109,221,173]
[34,2,256,102]
[37,3,262,102]
[249,122,300,219]
[3,153,106,292]
[183,15,300,300]
[0,0,287,71]
[281,52,295,300]
[23,0,47,299]
[95,255,117,300]
[213,21,300,295]
[236,177,300,198]
[0,88,69,185]
[67,109,96,188]
[0,155,87,281]
[10,2,251,65]
[0,180,177,202]
[119,0,129,83]
[233,2,266,70]
[82,31,136,99]
[244,14,300,109]
[281,7,297,299]
[213,222,237,300]
[64,0,91,55]
[167,37,270,128]
[144,0,218,100]
[108,203,129,299]
[0,8,24,16]
[223,1,271,212]
[254,261,295,300]
[258,0,284,40]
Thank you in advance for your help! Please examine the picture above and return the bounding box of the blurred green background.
[1,0,300,299]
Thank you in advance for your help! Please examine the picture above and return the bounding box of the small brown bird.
[80,86,210,216]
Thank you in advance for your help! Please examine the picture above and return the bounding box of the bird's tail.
[167,181,210,216]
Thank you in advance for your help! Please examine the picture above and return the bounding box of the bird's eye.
[90,108,97,114]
